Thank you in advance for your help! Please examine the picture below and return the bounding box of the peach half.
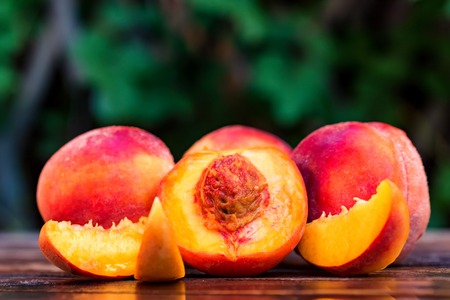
[184,125,292,156]
[37,126,174,228]
[135,198,185,282]
[291,121,429,261]
[298,179,410,275]
[159,147,308,276]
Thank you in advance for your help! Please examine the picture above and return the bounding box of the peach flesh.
[39,217,146,279]
[184,125,292,156]
[36,126,174,228]
[159,148,308,276]
[298,179,410,275]
[135,198,185,282]
[291,121,429,261]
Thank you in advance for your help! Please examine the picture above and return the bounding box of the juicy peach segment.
[184,125,292,156]
[135,198,185,282]
[159,147,308,276]
[298,180,410,275]
[39,217,146,279]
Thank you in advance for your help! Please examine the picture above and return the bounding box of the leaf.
[188,0,266,43]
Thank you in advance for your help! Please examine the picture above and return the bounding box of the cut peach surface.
[135,198,185,282]
[39,217,146,279]
[297,179,410,275]
[159,147,308,276]
[184,125,292,157]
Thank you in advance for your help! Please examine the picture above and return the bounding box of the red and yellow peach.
[292,121,430,264]
[37,126,174,228]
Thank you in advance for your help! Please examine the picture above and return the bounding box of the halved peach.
[297,179,410,275]
[135,198,185,282]
[39,217,146,279]
[159,147,308,276]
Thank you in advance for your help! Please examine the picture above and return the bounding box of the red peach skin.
[292,121,429,262]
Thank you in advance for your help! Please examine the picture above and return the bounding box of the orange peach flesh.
[39,217,146,278]
[298,179,410,275]
[159,148,308,276]
[135,198,185,282]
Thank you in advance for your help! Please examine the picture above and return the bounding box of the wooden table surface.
[0,230,449,299]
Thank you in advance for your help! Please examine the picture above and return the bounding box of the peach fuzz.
[298,179,410,275]
[159,147,307,276]
[37,126,174,228]
[183,125,292,156]
[135,198,185,282]
[39,217,146,279]
[291,121,430,261]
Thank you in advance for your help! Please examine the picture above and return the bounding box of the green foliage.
[0,0,40,125]
[188,0,266,43]
[74,4,193,127]
[430,161,450,227]
[249,16,334,126]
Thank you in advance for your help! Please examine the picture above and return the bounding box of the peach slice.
[297,179,410,275]
[39,217,146,279]
[184,125,292,156]
[159,147,308,276]
[135,198,185,282]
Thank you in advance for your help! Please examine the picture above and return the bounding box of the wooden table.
[1,230,449,299]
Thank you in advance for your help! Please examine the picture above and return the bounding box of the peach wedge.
[135,198,185,282]
[159,147,308,277]
[39,217,147,279]
[297,179,410,275]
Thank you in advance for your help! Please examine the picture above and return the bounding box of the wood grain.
[1,230,449,299]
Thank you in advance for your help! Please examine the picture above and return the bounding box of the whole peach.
[184,125,292,156]
[37,126,174,228]
[291,121,429,261]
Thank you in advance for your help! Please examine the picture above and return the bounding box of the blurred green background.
[0,0,449,231]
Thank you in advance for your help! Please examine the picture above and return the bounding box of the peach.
[39,217,147,279]
[158,147,308,277]
[183,125,292,156]
[291,121,430,262]
[39,198,185,280]
[37,126,174,228]
[297,179,410,275]
[135,198,185,282]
